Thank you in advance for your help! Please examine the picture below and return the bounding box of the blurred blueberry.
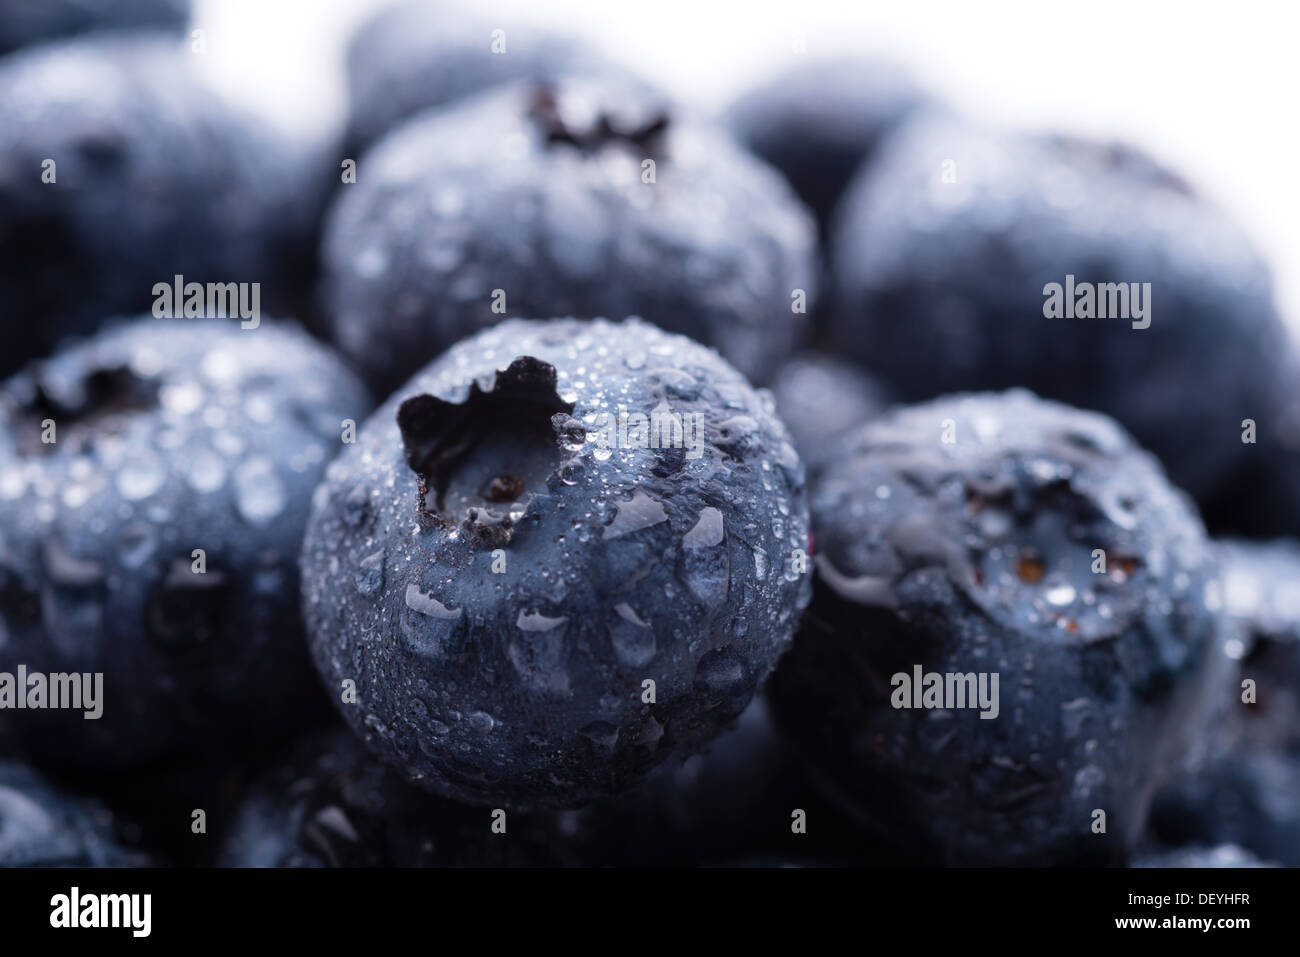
[0,318,372,769]
[322,78,818,393]
[827,117,1292,502]
[725,56,932,234]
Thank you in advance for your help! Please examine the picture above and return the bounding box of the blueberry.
[300,317,811,810]
[321,78,818,394]
[343,1,640,157]
[0,34,330,375]
[827,118,1292,501]
[725,57,932,233]
[1133,844,1278,868]
[767,390,1229,865]
[220,729,585,867]
[769,351,893,472]
[0,0,190,55]
[0,759,132,866]
[0,317,372,769]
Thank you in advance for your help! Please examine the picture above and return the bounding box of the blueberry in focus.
[321,78,818,394]
[827,118,1292,501]
[767,390,1229,865]
[343,0,641,157]
[0,34,330,375]
[0,0,190,55]
[300,317,812,810]
[0,760,132,866]
[724,57,932,233]
[769,351,893,473]
[0,318,372,769]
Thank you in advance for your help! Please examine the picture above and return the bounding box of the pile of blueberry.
[0,0,1295,868]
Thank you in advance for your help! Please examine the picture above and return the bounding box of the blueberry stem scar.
[396,356,574,517]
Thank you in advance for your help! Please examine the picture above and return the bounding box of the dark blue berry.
[0,34,331,375]
[300,317,811,810]
[321,78,818,393]
[827,118,1292,501]
[0,318,372,769]
[768,390,1229,864]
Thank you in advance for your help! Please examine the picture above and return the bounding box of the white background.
[194,0,1300,331]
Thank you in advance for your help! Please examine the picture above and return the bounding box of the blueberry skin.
[301,317,812,810]
[0,760,130,866]
[724,57,931,233]
[0,318,372,769]
[343,1,639,157]
[827,118,1291,501]
[0,34,329,376]
[767,390,1229,865]
[0,0,190,55]
[769,352,893,473]
[321,79,819,394]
